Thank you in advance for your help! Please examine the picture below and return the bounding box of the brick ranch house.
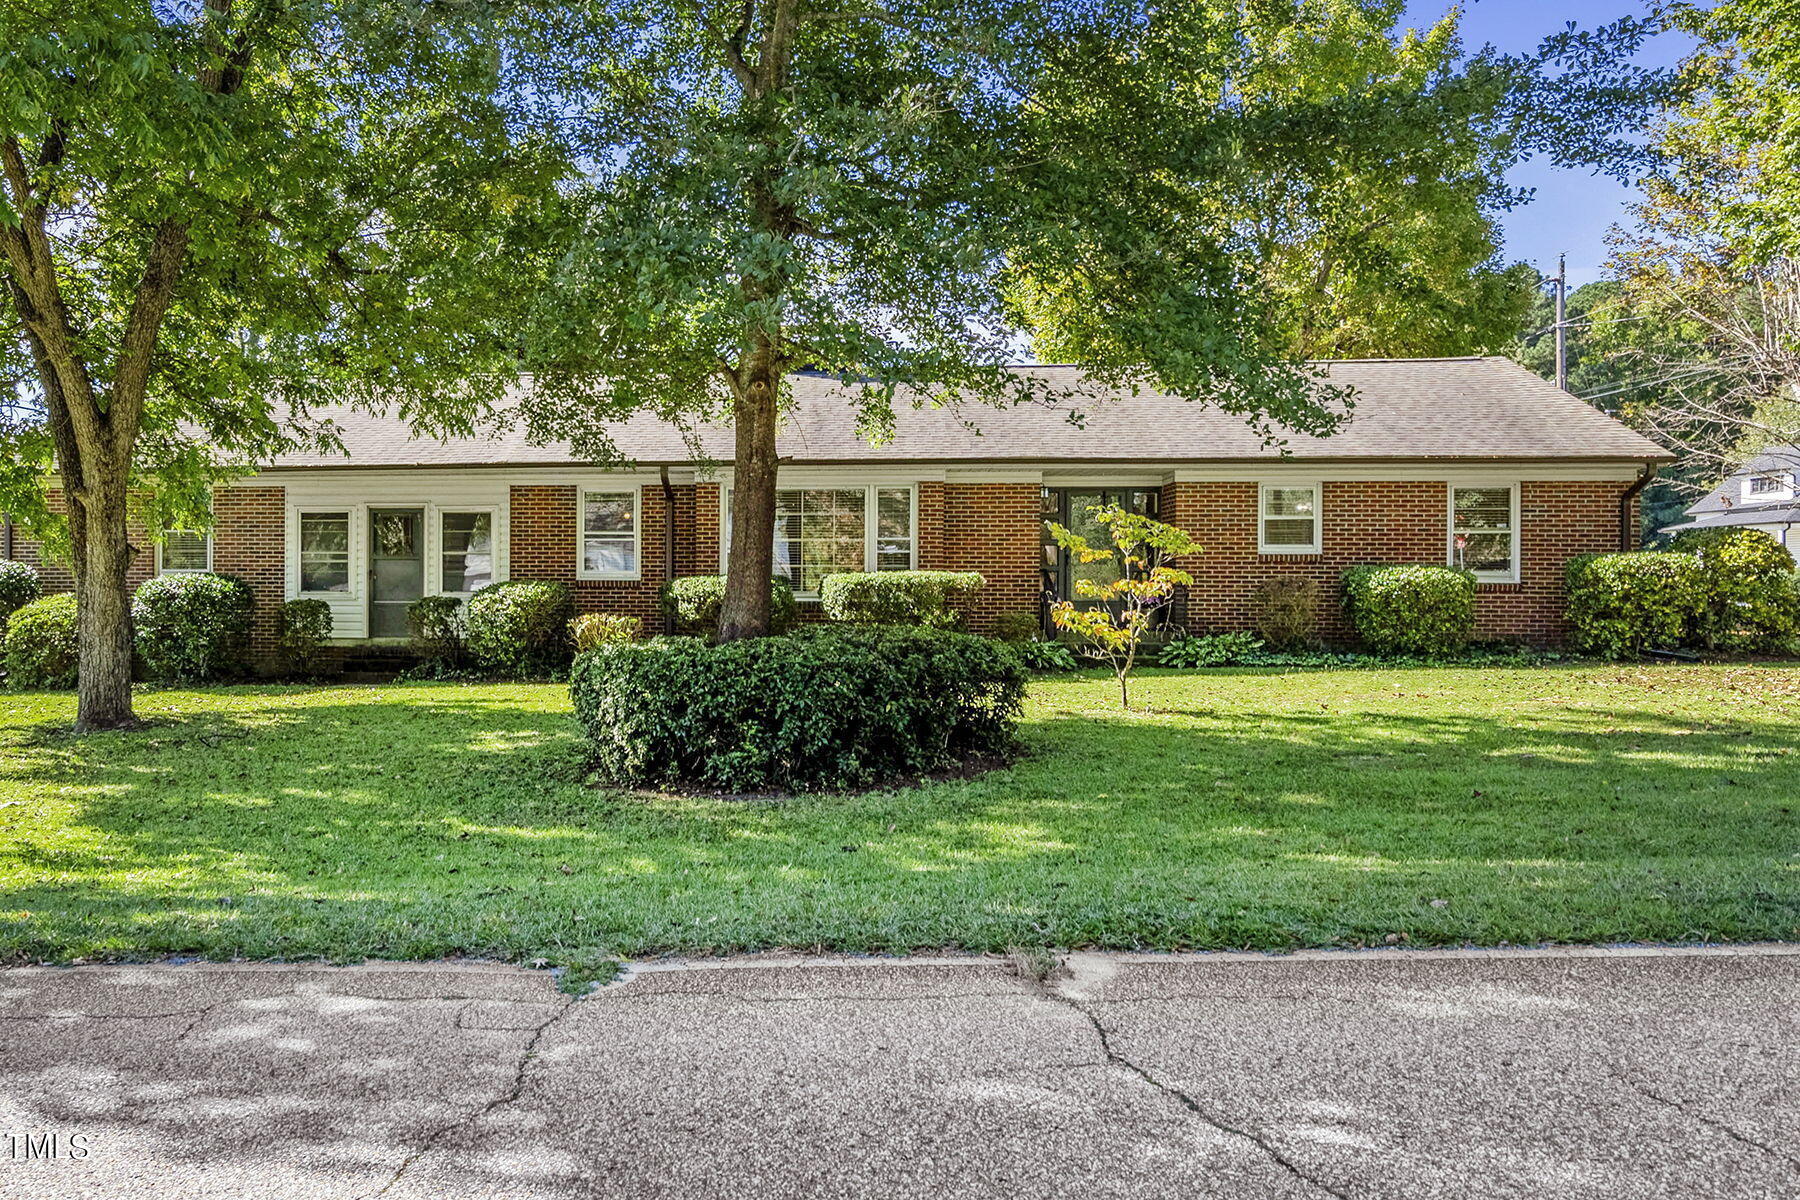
[7,357,1669,661]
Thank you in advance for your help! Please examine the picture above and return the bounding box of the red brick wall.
[509,484,670,633]
[916,481,947,569]
[1162,478,1630,645]
[942,482,1040,634]
[12,471,1638,653]
[210,486,287,662]
[691,483,721,577]
[10,489,157,594]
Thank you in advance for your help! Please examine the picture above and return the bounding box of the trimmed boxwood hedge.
[466,580,573,676]
[0,559,42,652]
[1341,564,1476,656]
[571,625,1028,792]
[1565,552,1708,658]
[132,572,255,682]
[817,570,983,628]
[4,592,79,689]
[659,575,797,637]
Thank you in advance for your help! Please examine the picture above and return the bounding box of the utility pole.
[1554,253,1568,392]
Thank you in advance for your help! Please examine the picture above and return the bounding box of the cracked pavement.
[0,947,1795,1199]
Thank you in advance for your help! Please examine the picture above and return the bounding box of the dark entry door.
[369,509,424,638]
[1040,487,1161,604]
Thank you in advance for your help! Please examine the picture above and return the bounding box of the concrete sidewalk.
[0,947,1795,1199]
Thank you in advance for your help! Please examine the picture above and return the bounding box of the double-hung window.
[158,528,211,574]
[1259,483,1320,554]
[729,485,916,595]
[580,490,639,579]
[440,511,494,593]
[1449,484,1518,581]
[299,512,352,593]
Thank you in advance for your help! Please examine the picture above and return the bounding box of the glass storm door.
[1040,487,1161,605]
[369,509,424,638]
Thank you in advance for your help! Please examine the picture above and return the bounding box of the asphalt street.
[0,946,1794,1199]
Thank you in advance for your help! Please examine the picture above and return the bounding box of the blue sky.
[1400,0,1694,287]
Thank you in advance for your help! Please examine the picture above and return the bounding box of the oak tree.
[0,0,563,729]
[520,0,1666,639]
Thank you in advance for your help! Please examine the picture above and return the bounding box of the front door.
[369,509,424,638]
[1040,487,1161,604]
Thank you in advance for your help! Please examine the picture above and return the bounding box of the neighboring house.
[1660,448,1800,564]
[10,357,1669,660]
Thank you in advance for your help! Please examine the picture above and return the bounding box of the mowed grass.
[1,665,1796,974]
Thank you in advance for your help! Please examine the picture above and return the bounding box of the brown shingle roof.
[264,357,1670,470]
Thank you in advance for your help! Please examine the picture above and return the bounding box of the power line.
[1574,363,1731,404]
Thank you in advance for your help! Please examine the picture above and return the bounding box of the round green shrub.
[1341,564,1476,656]
[1565,552,1708,659]
[132,572,254,682]
[279,599,333,677]
[817,570,983,628]
[465,580,573,676]
[659,575,796,637]
[4,593,79,689]
[407,595,467,672]
[1674,528,1800,651]
[0,559,43,652]
[570,625,1028,792]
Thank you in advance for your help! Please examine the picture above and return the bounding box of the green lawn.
[2,666,1797,976]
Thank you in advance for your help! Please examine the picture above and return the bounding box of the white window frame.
[1745,472,1792,500]
[437,507,499,597]
[1258,481,1322,555]
[297,509,355,597]
[1447,481,1521,584]
[722,484,919,597]
[156,528,213,575]
[576,488,642,581]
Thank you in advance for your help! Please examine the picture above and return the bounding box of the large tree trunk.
[71,474,139,731]
[718,351,782,641]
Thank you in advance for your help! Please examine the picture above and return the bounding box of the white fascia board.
[1169,462,1647,484]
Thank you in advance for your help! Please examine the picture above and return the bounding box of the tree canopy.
[1515,0,1800,527]
[0,0,566,726]
[517,0,1666,635]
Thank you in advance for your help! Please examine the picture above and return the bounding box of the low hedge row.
[1568,530,1800,658]
[659,575,797,636]
[571,626,1028,792]
[8,570,263,688]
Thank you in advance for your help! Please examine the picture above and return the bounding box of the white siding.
[272,470,514,641]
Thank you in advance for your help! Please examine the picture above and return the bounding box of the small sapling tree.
[1046,505,1198,710]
